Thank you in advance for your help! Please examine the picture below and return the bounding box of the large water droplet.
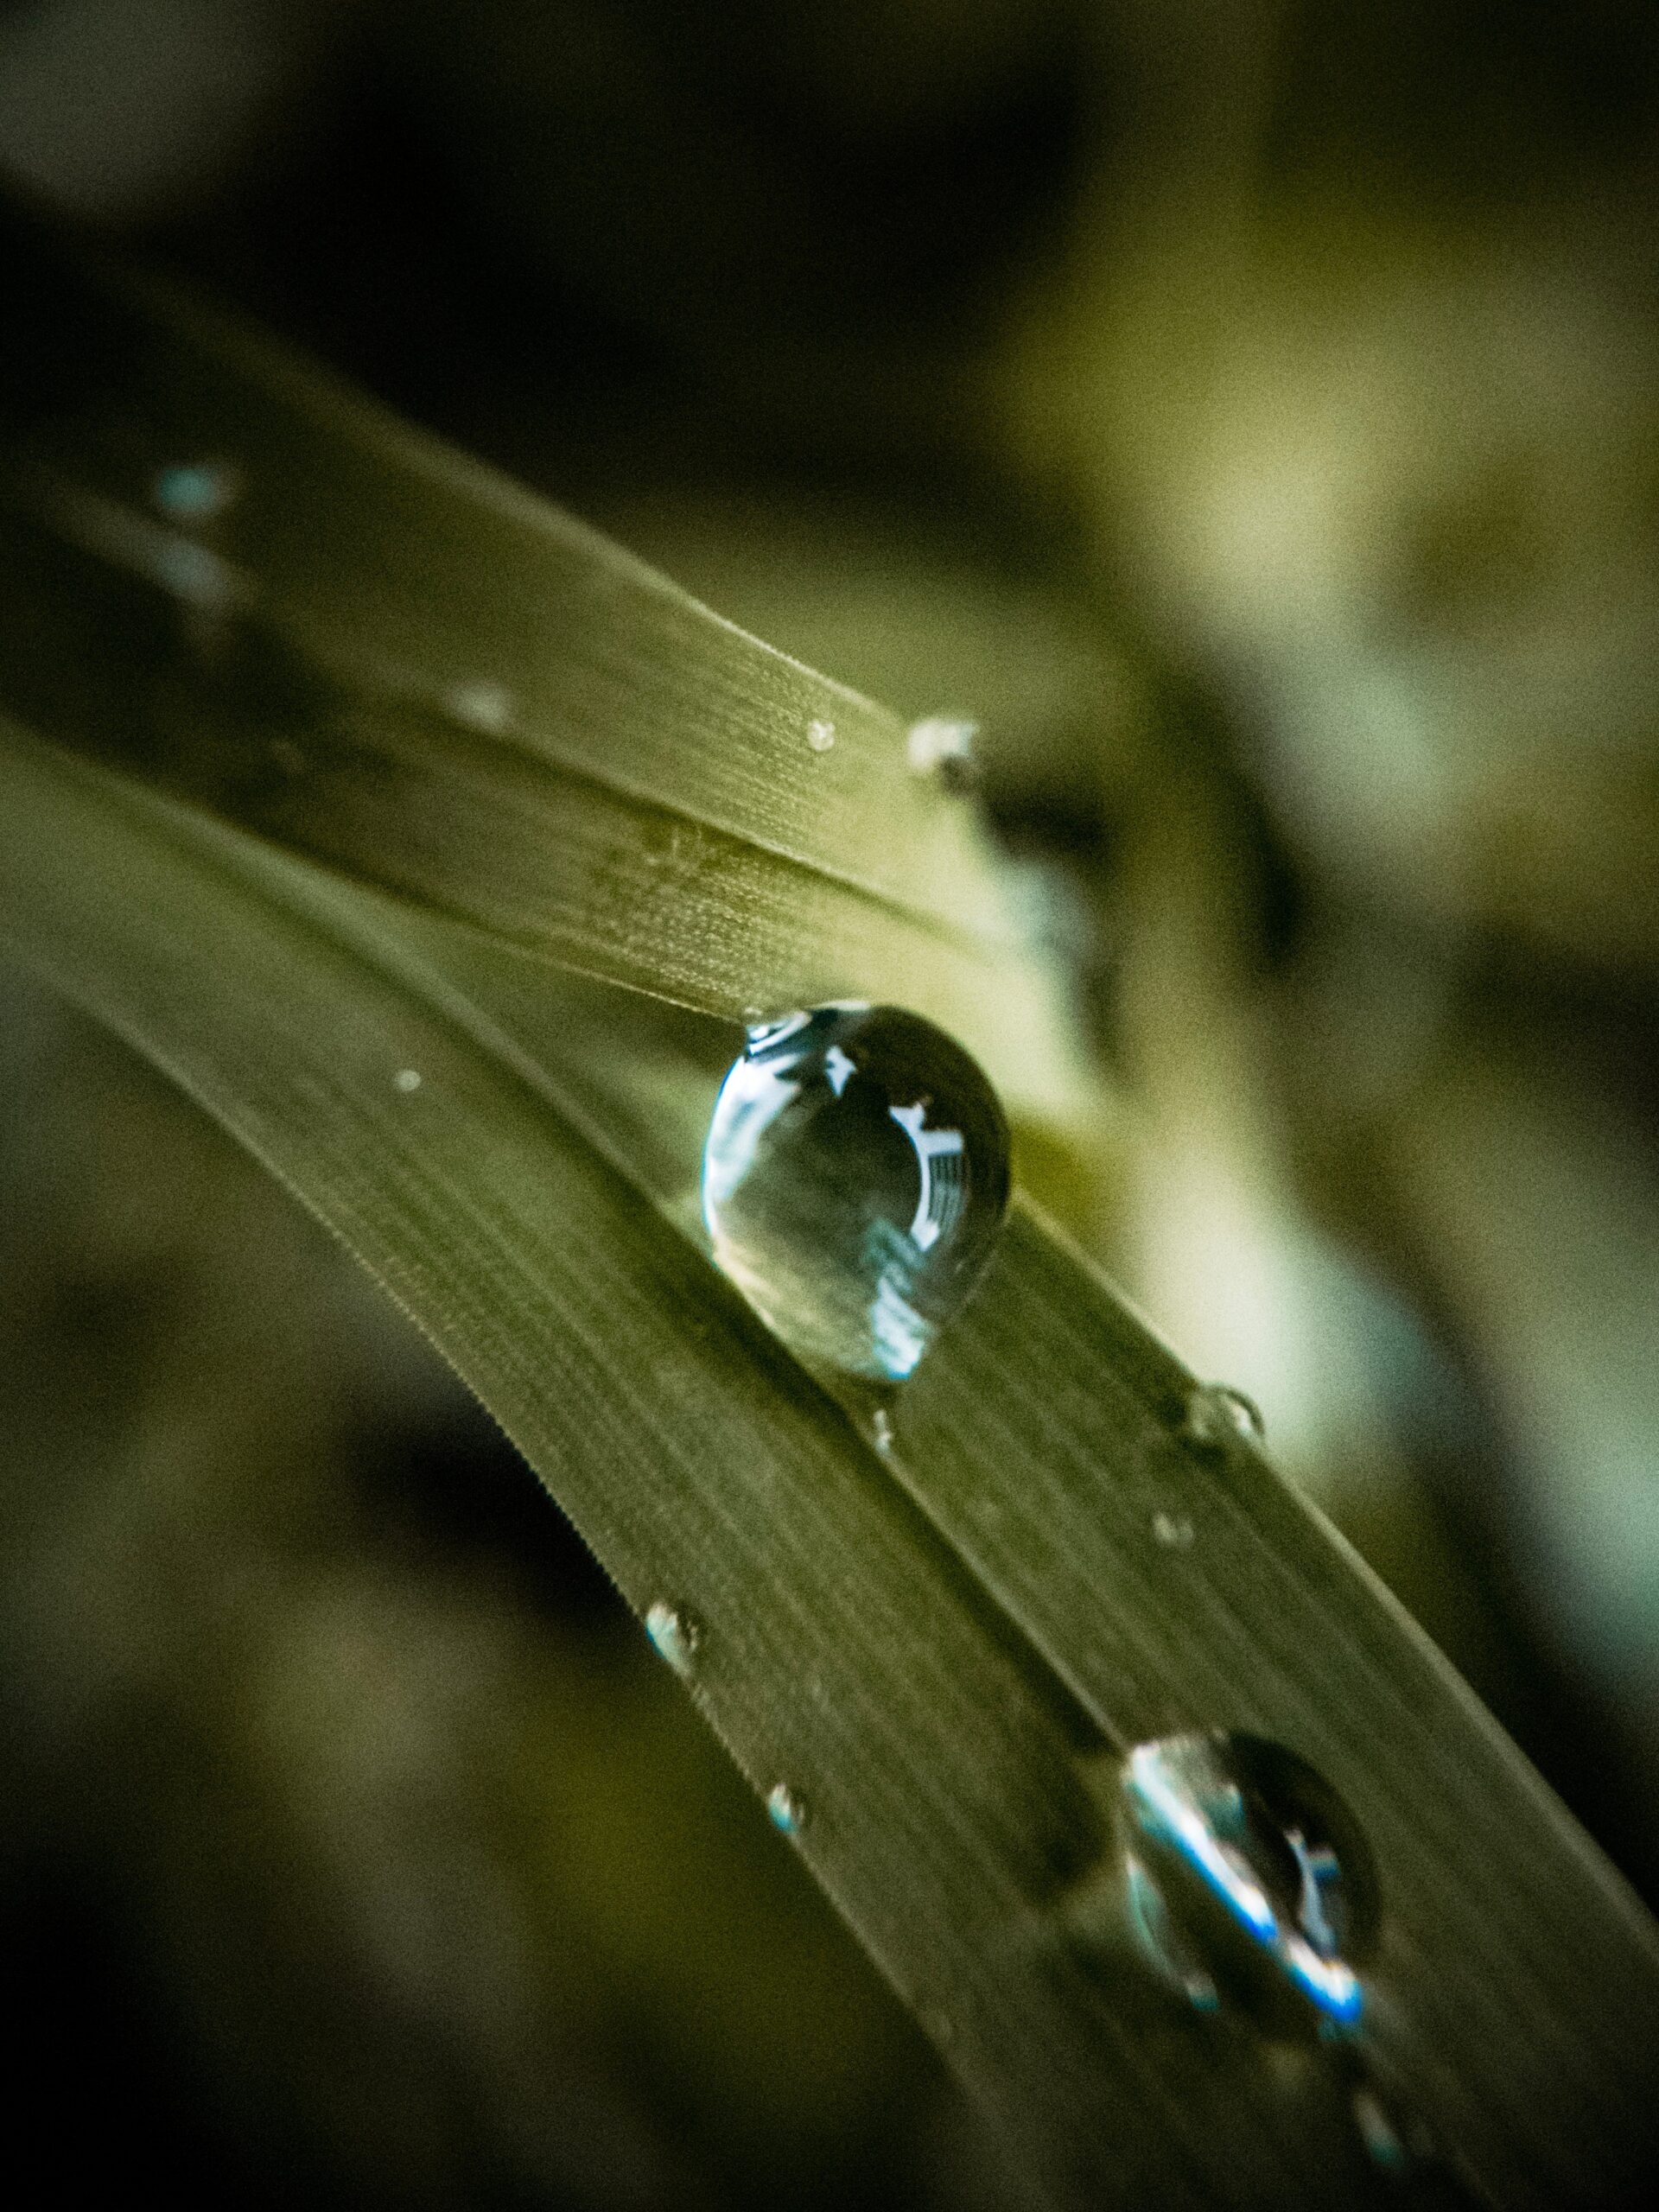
[702,1004,1010,1380]
[1120,1733,1376,2039]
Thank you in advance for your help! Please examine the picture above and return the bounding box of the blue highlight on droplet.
[1122,1737,1370,2033]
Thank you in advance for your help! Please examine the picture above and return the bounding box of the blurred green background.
[3,3,1657,2204]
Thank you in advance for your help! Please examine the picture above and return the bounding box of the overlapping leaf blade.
[427,938,1659,2212]
[0,211,1081,1120]
[0,726,1383,2211]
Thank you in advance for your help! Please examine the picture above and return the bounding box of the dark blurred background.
[3,3,1657,2205]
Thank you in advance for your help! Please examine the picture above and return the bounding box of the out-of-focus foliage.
[3,0,1659,2203]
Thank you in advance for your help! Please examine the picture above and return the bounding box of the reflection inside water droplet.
[766,1783,806,1834]
[645,1601,701,1680]
[1120,1734,1376,2039]
[1184,1382,1266,1451]
[702,1004,1010,1380]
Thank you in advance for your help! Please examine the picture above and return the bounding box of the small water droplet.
[766,1783,806,1835]
[447,679,512,734]
[702,1003,1010,1380]
[1351,2085,1410,2172]
[906,715,980,791]
[645,1601,701,1680]
[156,537,235,612]
[1184,1382,1265,1451]
[1152,1510,1195,1549]
[806,718,836,753]
[153,461,239,524]
[870,1408,895,1453]
[1344,2083,1480,2201]
[393,1068,423,1094]
[1119,1733,1376,2039]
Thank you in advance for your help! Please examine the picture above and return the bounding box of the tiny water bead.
[1342,2071,1484,2202]
[1152,1510,1196,1549]
[644,1601,701,1681]
[392,1068,423,1094]
[766,1783,806,1835]
[1351,2085,1410,2173]
[1119,1733,1377,2040]
[906,715,980,791]
[702,1004,1011,1381]
[445,678,513,734]
[156,536,236,613]
[806,718,836,752]
[152,460,239,524]
[1184,1382,1266,1452]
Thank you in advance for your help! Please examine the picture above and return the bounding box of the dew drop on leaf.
[1119,1733,1377,2040]
[156,537,235,612]
[1184,1382,1265,1451]
[906,715,980,791]
[702,1004,1011,1380]
[445,678,512,733]
[645,1600,701,1680]
[392,1067,423,1094]
[152,460,239,523]
[806,718,836,752]
[766,1783,807,1835]
[1351,2084,1410,2171]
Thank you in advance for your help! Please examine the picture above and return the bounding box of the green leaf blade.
[1,722,1394,2211]
[0,214,1086,1121]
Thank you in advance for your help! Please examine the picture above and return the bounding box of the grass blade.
[0,213,1081,1116]
[0,722,1404,2210]
[429,940,1659,2212]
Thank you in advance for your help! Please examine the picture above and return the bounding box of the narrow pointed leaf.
[0,213,1079,1114]
[0,723,1392,2211]
[429,939,1659,2212]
